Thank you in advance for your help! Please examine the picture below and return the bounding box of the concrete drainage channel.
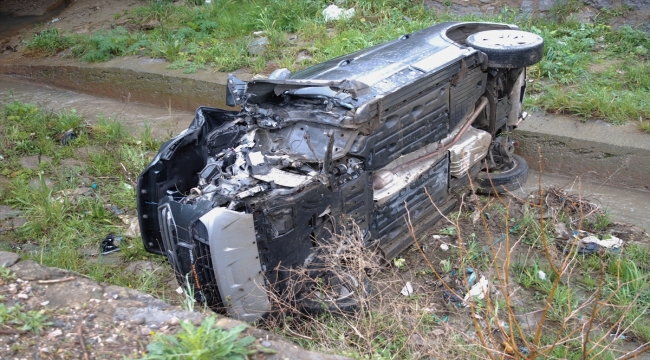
[1,59,649,227]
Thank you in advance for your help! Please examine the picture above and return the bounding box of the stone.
[10,260,51,281]
[521,0,534,13]
[125,260,160,275]
[0,251,20,267]
[44,277,104,308]
[29,177,55,190]
[18,155,52,170]
[583,0,613,9]
[247,37,269,56]
[539,0,567,12]
[142,20,161,30]
[296,50,312,62]
[622,0,650,10]
[575,7,597,23]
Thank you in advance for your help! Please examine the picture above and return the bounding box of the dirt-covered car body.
[137,22,542,321]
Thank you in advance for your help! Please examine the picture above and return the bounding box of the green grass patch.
[0,100,171,299]
[23,1,648,124]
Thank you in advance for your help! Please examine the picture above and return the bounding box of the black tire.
[476,155,529,194]
[466,30,544,68]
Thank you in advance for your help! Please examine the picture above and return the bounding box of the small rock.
[10,260,51,281]
[262,340,272,348]
[47,329,63,339]
[17,293,29,299]
[142,19,161,30]
[87,314,97,321]
[296,50,312,62]
[53,319,67,328]
[247,37,269,56]
[167,316,180,326]
[125,260,159,274]
[0,251,20,267]
[140,326,151,336]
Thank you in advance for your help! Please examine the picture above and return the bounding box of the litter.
[561,231,623,254]
[440,243,449,251]
[464,276,489,303]
[61,130,77,146]
[537,270,547,281]
[443,290,464,306]
[581,235,623,249]
[465,268,477,287]
[400,281,413,296]
[100,234,122,255]
[322,5,355,21]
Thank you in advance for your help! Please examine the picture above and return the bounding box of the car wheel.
[299,271,371,315]
[466,30,544,68]
[476,154,529,194]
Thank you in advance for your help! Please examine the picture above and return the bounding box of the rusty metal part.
[389,96,488,175]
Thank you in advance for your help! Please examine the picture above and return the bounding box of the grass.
[22,0,650,127]
[0,99,173,301]
[141,317,258,360]
[261,184,650,359]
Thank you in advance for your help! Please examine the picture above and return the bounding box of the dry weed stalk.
[406,151,650,359]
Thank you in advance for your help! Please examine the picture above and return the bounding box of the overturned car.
[137,22,543,321]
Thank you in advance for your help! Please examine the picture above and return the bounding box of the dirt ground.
[0,0,146,48]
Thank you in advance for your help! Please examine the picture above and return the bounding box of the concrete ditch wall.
[0,57,241,112]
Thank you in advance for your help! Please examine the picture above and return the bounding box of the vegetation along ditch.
[18,0,650,132]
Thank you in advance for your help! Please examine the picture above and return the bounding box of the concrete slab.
[514,112,650,191]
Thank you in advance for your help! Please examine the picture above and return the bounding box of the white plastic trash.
[322,5,355,21]
[464,276,488,303]
[581,235,623,249]
[538,270,547,281]
[401,281,414,296]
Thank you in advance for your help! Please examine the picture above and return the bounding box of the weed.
[25,28,72,56]
[393,257,406,270]
[0,304,52,333]
[142,317,256,359]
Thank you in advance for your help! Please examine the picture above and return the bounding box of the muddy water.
[1,77,648,230]
[0,77,193,139]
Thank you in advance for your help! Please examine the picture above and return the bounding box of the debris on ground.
[100,234,122,255]
[401,281,414,296]
[322,5,355,21]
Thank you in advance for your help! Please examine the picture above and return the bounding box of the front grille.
[158,202,223,310]
[191,221,223,309]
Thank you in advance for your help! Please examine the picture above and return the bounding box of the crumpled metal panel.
[199,207,270,322]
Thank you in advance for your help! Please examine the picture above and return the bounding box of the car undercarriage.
[137,21,543,321]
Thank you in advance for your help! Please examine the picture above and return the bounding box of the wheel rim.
[471,30,542,48]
